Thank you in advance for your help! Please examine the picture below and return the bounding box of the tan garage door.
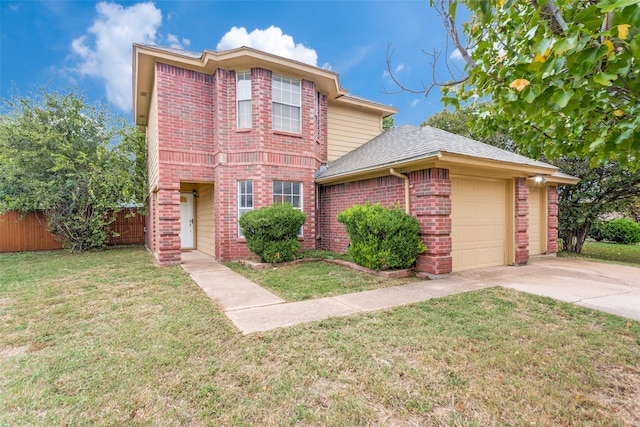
[528,186,545,255]
[451,177,507,271]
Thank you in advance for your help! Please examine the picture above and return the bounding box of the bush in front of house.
[337,203,426,271]
[238,203,307,263]
[600,218,640,244]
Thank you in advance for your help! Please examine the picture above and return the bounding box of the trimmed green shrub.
[600,218,640,245]
[337,203,426,270]
[238,203,307,263]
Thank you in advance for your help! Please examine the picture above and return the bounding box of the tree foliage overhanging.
[0,87,147,252]
[420,0,639,167]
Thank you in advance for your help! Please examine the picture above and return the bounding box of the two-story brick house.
[132,44,577,277]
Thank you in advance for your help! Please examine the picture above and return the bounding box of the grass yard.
[1,247,640,425]
[560,240,640,265]
[225,260,419,301]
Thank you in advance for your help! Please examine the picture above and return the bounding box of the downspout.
[389,168,410,215]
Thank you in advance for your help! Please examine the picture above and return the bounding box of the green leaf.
[597,0,639,13]
[574,5,606,31]
[551,89,574,108]
[532,38,554,54]
[522,84,542,103]
[449,1,457,21]
[554,36,579,55]
[593,71,618,86]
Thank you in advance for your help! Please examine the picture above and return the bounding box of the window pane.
[272,74,301,133]
[237,100,251,128]
[238,180,254,237]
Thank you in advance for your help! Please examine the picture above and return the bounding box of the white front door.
[180,192,195,249]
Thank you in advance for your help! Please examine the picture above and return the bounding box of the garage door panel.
[451,177,507,271]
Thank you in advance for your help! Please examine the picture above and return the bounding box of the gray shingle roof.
[316,124,557,180]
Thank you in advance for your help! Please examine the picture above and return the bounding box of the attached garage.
[451,176,508,271]
[315,124,579,277]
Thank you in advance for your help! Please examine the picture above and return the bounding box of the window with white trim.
[272,74,301,133]
[236,71,252,129]
[238,180,253,237]
[273,181,303,235]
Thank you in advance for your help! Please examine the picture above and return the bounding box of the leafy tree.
[383,115,395,131]
[553,158,640,253]
[421,105,516,152]
[0,87,146,252]
[389,0,639,166]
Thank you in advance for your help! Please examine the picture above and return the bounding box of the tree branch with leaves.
[388,0,639,167]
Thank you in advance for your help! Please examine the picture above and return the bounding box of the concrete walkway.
[181,251,640,334]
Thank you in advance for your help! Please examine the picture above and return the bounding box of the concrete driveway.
[459,255,640,322]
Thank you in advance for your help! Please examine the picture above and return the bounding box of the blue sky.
[1,1,467,126]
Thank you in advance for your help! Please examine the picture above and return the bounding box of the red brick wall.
[411,168,452,276]
[514,177,529,265]
[153,63,216,265]
[318,168,453,276]
[151,63,326,264]
[547,185,559,253]
[317,176,406,253]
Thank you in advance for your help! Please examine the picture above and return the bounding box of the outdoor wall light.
[192,189,199,198]
[532,175,547,184]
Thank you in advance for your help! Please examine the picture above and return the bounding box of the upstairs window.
[236,71,252,129]
[272,74,301,133]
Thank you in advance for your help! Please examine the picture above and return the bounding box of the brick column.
[514,178,529,265]
[410,168,452,279]
[156,188,182,265]
[547,186,559,253]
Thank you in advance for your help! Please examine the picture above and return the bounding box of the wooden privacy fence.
[0,209,145,252]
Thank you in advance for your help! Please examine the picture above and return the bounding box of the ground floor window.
[238,180,253,237]
[273,181,302,235]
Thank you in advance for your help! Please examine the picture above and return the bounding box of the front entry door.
[180,192,195,249]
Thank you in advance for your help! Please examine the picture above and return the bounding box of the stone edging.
[239,258,415,278]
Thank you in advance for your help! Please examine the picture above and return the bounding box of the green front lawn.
[225,260,418,301]
[560,240,640,265]
[1,247,639,425]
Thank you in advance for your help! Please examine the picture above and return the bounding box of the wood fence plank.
[0,209,145,252]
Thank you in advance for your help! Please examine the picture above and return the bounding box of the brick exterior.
[317,176,406,253]
[146,57,553,273]
[148,63,326,264]
[410,169,452,276]
[547,186,559,254]
[317,168,453,276]
[514,177,530,265]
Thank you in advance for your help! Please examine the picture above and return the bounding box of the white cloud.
[411,99,420,107]
[71,2,169,111]
[450,47,464,61]
[217,26,318,66]
[395,63,405,73]
[165,34,190,49]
